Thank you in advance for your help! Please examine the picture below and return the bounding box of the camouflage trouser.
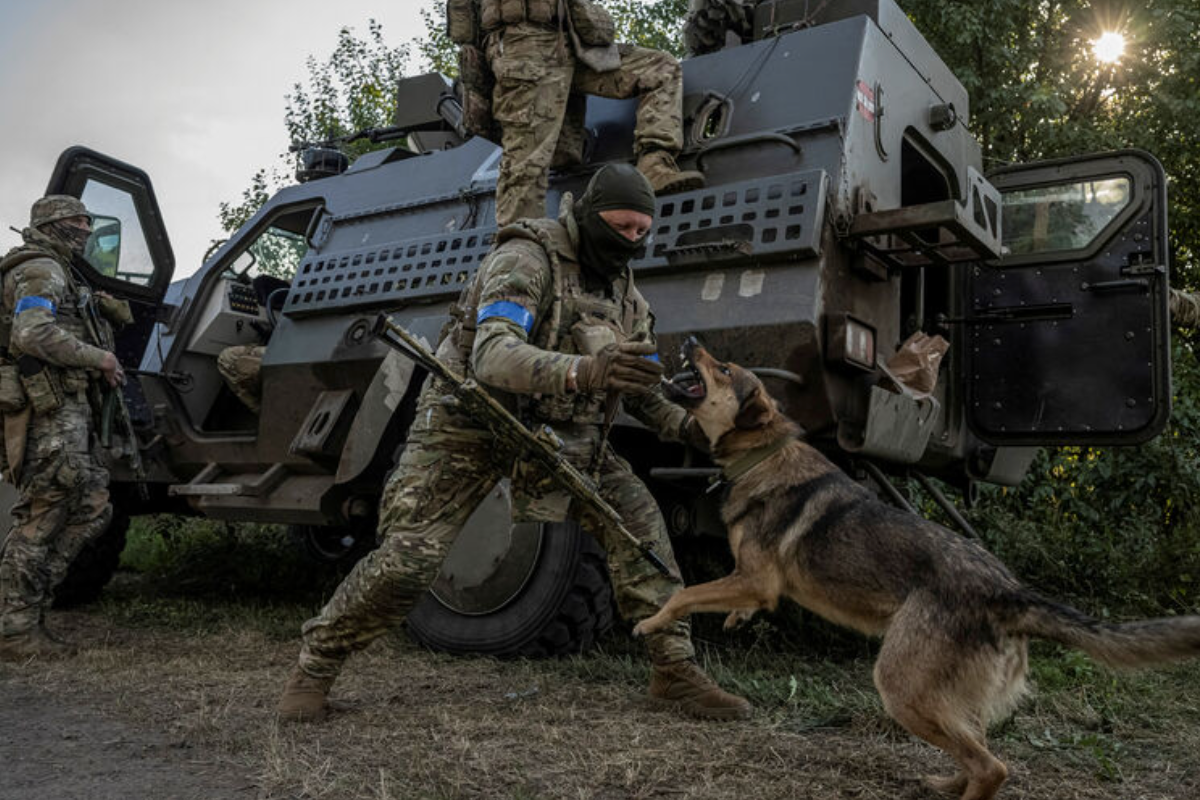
[0,394,111,637]
[217,344,265,413]
[298,377,694,679]
[487,22,685,224]
[1170,287,1200,328]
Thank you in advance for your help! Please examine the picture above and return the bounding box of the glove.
[574,340,663,394]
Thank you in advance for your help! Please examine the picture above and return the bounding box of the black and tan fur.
[635,341,1200,800]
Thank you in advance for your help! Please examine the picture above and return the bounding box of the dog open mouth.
[663,343,707,406]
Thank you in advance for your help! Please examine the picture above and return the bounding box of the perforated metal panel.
[283,168,826,318]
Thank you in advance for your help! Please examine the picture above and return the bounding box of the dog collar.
[708,435,795,492]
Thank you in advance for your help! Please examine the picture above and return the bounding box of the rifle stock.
[372,314,675,579]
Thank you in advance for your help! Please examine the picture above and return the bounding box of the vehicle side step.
[168,463,288,498]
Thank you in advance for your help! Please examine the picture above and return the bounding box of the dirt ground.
[3,594,1200,800]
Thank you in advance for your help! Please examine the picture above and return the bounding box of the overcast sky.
[0,0,438,278]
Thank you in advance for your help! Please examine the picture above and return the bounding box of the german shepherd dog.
[634,340,1200,800]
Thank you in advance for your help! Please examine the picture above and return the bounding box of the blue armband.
[14,296,56,316]
[477,301,534,334]
[644,353,660,363]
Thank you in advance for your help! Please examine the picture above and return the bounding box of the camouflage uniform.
[1170,287,1200,328]
[482,0,696,224]
[217,344,265,413]
[0,198,116,645]
[297,194,695,679]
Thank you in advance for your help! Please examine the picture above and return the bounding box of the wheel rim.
[428,481,545,616]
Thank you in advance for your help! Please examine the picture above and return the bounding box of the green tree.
[903,0,1200,278]
[217,21,410,242]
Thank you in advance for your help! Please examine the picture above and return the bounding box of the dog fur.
[634,341,1200,800]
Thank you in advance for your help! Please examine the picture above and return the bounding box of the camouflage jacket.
[447,196,688,441]
[0,229,108,373]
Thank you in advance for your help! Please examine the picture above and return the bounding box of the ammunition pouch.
[566,0,615,47]
[17,355,64,416]
[447,0,482,45]
[0,362,27,414]
[480,0,557,31]
[457,44,499,141]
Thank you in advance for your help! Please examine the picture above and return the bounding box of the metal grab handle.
[695,132,801,172]
[1081,279,1149,294]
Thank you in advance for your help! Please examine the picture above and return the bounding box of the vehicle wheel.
[54,509,129,608]
[289,522,377,564]
[406,482,615,658]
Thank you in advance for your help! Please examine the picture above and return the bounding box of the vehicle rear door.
[966,149,1169,445]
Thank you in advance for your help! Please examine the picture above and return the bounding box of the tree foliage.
[217,21,410,239]
[904,0,1200,279]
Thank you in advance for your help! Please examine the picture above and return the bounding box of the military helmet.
[30,195,92,229]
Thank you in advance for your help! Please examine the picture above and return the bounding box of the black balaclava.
[574,163,656,280]
[45,219,92,258]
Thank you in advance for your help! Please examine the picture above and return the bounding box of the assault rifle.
[372,314,675,579]
[76,286,148,499]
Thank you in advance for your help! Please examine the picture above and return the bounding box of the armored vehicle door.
[45,146,175,361]
[966,150,1169,446]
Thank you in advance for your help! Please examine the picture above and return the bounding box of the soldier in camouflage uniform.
[277,164,749,722]
[217,343,265,413]
[478,0,705,225]
[0,195,126,661]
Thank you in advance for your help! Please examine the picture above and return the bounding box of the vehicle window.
[228,225,309,280]
[1002,176,1131,257]
[79,179,156,285]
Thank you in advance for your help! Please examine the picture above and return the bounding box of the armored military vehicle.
[8,0,1169,655]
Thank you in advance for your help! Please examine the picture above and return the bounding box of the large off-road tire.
[407,520,615,658]
[53,509,130,608]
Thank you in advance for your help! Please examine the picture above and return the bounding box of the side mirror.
[84,214,122,277]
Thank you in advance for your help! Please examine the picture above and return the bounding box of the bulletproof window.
[78,180,155,286]
[226,203,319,280]
[1002,177,1132,257]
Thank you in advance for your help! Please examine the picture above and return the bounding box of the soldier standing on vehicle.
[452,0,705,225]
[0,196,127,660]
[277,164,749,722]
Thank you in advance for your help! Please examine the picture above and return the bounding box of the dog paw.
[723,610,755,631]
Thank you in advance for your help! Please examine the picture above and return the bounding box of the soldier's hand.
[100,351,125,388]
[575,341,663,394]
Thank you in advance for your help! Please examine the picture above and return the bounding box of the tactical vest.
[0,244,96,391]
[480,0,559,31]
[448,215,654,424]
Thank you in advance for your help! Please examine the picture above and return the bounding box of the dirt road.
[2,600,1198,800]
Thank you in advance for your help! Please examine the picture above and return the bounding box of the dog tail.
[1011,593,1200,668]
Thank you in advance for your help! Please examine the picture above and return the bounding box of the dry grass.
[3,574,1200,800]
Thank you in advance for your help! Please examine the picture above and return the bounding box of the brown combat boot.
[0,628,75,663]
[636,150,705,195]
[648,659,751,720]
[276,666,335,723]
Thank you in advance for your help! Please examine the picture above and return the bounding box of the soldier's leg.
[581,448,750,719]
[577,449,694,664]
[217,344,264,414]
[571,44,683,157]
[550,93,588,171]
[1,397,96,640]
[487,24,574,224]
[296,400,500,680]
[572,45,703,193]
[0,480,71,638]
[42,452,112,607]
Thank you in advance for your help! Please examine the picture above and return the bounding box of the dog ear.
[735,387,773,429]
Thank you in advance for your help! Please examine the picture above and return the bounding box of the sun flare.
[1093,31,1126,63]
